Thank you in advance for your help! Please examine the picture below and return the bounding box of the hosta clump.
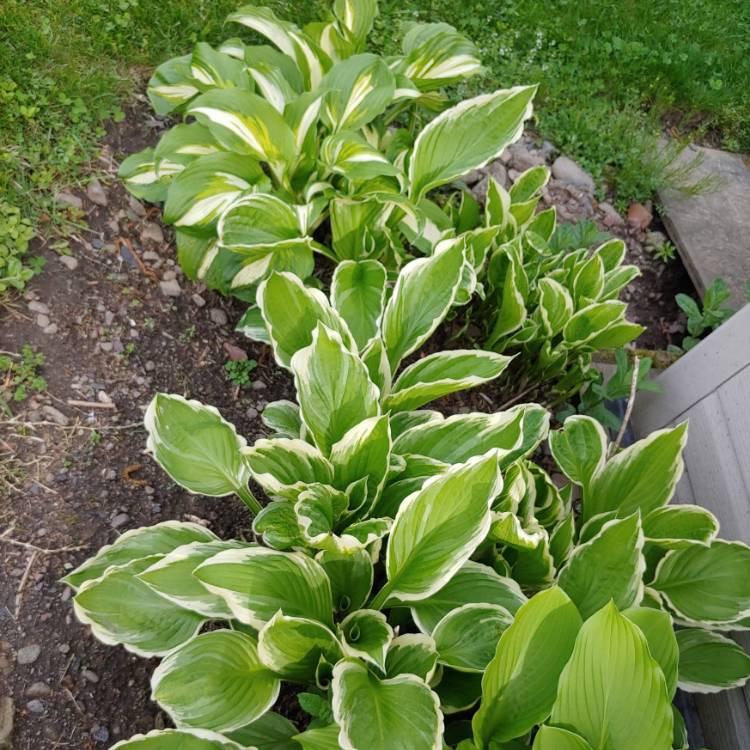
[119,0,536,297]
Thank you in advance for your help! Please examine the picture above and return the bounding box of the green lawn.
[1,0,748,233]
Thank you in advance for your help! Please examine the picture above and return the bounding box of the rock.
[487,160,508,188]
[645,230,668,249]
[209,308,228,326]
[56,191,83,210]
[111,513,130,529]
[43,324,58,335]
[82,668,100,683]
[17,644,41,665]
[97,390,112,404]
[36,313,50,328]
[128,196,147,217]
[57,644,70,654]
[246,406,259,419]
[26,682,51,698]
[191,293,206,307]
[141,223,164,244]
[627,201,653,230]
[91,725,109,743]
[142,251,160,262]
[162,269,177,281]
[145,360,155,372]
[460,169,483,186]
[540,140,557,160]
[159,278,182,297]
[86,178,108,207]
[551,156,595,192]
[0,696,12,748]
[27,301,49,315]
[59,255,79,271]
[470,176,489,203]
[507,142,545,171]
[223,342,247,361]
[598,201,624,227]
[26,700,45,714]
[41,406,68,427]
[99,342,113,353]
[252,380,267,391]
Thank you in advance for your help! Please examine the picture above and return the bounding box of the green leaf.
[472,587,582,748]
[252,502,303,550]
[563,300,627,346]
[486,252,526,347]
[340,609,394,669]
[227,712,298,750]
[550,602,673,750]
[218,193,307,250]
[293,725,341,750]
[651,541,750,625]
[537,278,573,337]
[111,729,244,750]
[385,350,511,412]
[380,450,502,604]
[147,55,200,114]
[332,659,442,750]
[62,521,218,591]
[144,394,251,498]
[317,546,374,615]
[409,86,536,200]
[138,541,248,619]
[642,505,719,548]
[583,423,688,520]
[291,323,380,455]
[194,547,333,629]
[382,240,465,371]
[433,603,513,673]
[331,260,387,350]
[190,42,250,90]
[410,561,526,634]
[385,634,438,680]
[73,556,205,657]
[623,606,679,697]
[435,668,482,715]
[244,45,302,112]
[532,726,593,750]
[676,628,750,692]
[118,148,169,202]
[258,611,342,681]
[152,630,279,731]
[558,514,645,620]
[549,415,607,492]
[261,400,302,438]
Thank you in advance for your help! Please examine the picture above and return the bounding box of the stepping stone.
[659,144,750,309]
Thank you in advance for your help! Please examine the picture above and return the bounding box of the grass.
[0,0,748,252]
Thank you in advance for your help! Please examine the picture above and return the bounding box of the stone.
[598,201,624,227]
[26,682,51,698]
[128,196,147,217]
[43,324,58,335]
[141,223,164,244]
[111,513,130,529]
[41,406,68,427]
[460,169,483,186]
[191,293,206,307]
[627,201,653,230]
[209,308,228,326]
[26,700,45,714]
[645,230,668,249]
[56,191,83,210]
[659,143,750,308]
[159,278,182,297]
[162,269,177,281]
[487,160,508,188]
[507,142,545,171]
[91,725,109,743]
[551,156,595,192]
[82,669,100,683]
[86,178,108,207]
[246,406,259,419]
[27,301,49,315]
[59,255,79,271]
[0,696,12,748]
[36,313,50,328]
[252,380,267,391]
[145,360,155,371]
[17,644,41,665]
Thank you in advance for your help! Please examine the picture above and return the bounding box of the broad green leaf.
[510,165,550,203]
[139,541,248,619]
[291,323,380,454]
[144,394,251,498]
[409,86,536,200]
[154,123,220,179]
[261,400,302,438]
[549,416,607,491]
[340,609,394,669]
[381,450,502,604]
[381,240,465,371]
[331,259,387,350]
[244,45,302,112]
[218,193,307,250]
[550,602,673,750]
[642,505,719,548]
[333,0,378,49]
[257,271,355,369]
[119,148,169,202]
[317,546,374,615]
[532,726,593,750]
[227,712,298,750]
[252,502,303,550]
[176,233,248,295]
[510,531,556,588]
[360,336,392,394]
[293,725,341,750]
[488,512,546,550]
[148,55,200,114]
[472,587,582,747]
[190,42,250,90]
[436,668,482,714]
[672,707,688,750]
[322,132,395,183]
[563,300,627,346]
[410,561,526,634]
[583,423,688,520]
[152,630,279,731]
[258,612,342,681]
[62,521,218,591]
[194,547,333,629]
[572,255,604,306]
[73,556,204,657]
[389,409,443,438]
[385,350,512,412]
[332,659,442,750]
[557,514,645,620]
[486,253,526,347]
[676,629,750,692]
[295,484,349,547]
[433,603,513,673]
[537,278,573,337]
[243,438,333,499]
[623,607,679,697]
[651,541,750,625]
[386,634,439,681]
[111,729,244,750]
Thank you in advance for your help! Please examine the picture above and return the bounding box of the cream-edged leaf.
[111,729,245,750]
[331,259,387,350]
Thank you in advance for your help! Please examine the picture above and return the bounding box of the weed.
[670,277,735,353]
[0,202,43,294]
[224,359,258,389]
[0,344,47,412]
[652,240,677,263]
[549,219,610,253]
[179,325,197,343]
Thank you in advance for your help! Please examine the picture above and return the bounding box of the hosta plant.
[119,0,536,297]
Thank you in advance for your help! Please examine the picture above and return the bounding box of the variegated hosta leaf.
[148,55,200,115]
[536,277,573,336]
[317,546,374,615]
[175,233,249,298]
[378,450,502,605]
[409,561,526,635]
[118,148,169,202]
[62,521,218,591]
[73,556,205,657]
[320,53,395,132]
[138,541,249,619]
[385,350,512,412]
[472,587,582,747]
[676,628,750,693]
[244,45,303,112]
[295,483,350,548]
[548,415,607,493]
[252,502,303,550]
[226,712,298,750]
[291,323,381,455]
[228,5,330,89]
[261,399,302,438]
[382,239,465,371]
[186,89,295,172]
[409,85,536,200]
[258,611,342,681]
[144,394,251,499]
[436,668,482,715]
[400,22,481,92]
[332,659,443,750]
[154,123,221,180]
[642,504,719,548]
[293,724,341,750]
[550,602,673,750]
[562,300,627,346]
[532,727,593,750]
[651,540,750,625]
[557,513,645,620]
[333,0,378,50]
[111,729,244,750]
[331,259,387,350]
[257,271,356,369]
[151,630,279,731]
[339,609,393,669]
[321,130,400,182]
[162,153,267,232]
[385,634,439,681]
[190,42,251,91]
[433,603,513,673]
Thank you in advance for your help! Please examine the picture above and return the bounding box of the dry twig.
[609,354,640,457]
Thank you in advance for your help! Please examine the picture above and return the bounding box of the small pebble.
[160,278,181,297]
[209,308,228,326]
[25,700,45,714]
[251,380,267,391]
[91,725,110,743]
[86,178,108,207]
[36,313,50,328]
[16,644,41,665]
[28,301,49,315]
[192,293,206,307]
[111,512,130,529]
[26,682,51,698]
[59,255,79,271]
[145,360,155,371]
[82,669,100,683]
[43,324,58,335]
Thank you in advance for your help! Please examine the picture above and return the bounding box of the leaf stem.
[369,581,393,611]
[235,484,262,515]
